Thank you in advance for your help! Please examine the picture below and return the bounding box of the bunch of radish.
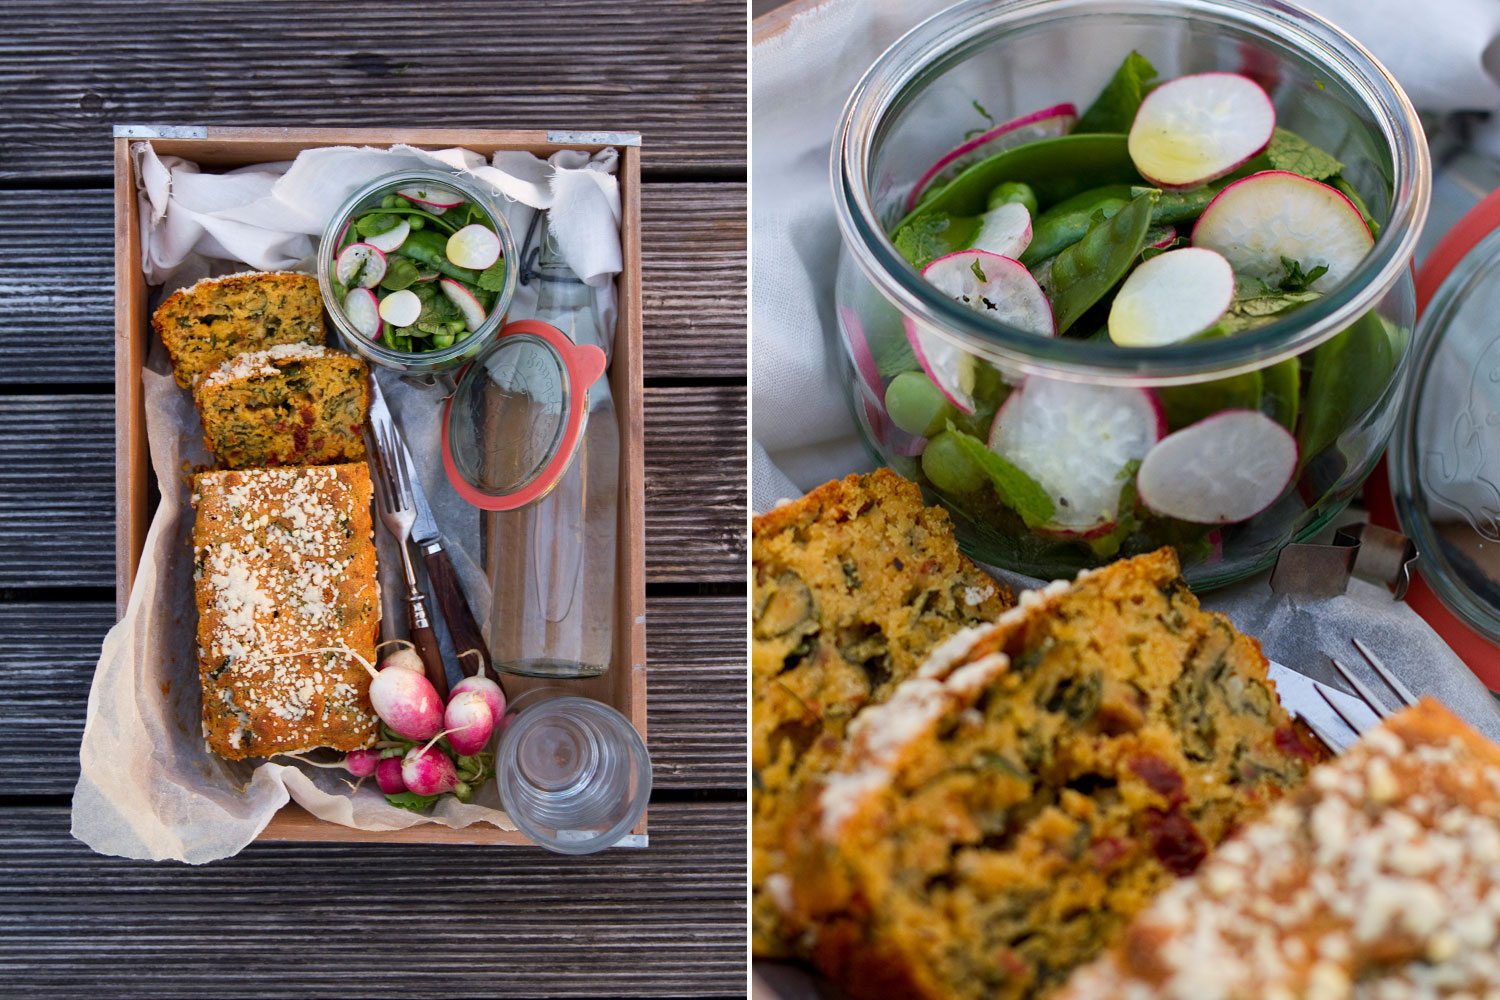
[890,57,1378,535]
[339,641,507,810]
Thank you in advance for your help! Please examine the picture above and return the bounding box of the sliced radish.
[446,224,501,270]
[1127,73,1275,188]
[988,378,1163,535]
[440,278,487,331]
[967,201,1032,259]
[1192,170,1372,290]
[379,288,422,327]
[1109,248,1234,347]
[415,268,440,283]
[363,217,410,253]
[397,184,464,209]
[335,243,387,288]
[1145,225,1177,250]
[908,103,1078,211]
[1136,409,1297,523]
[342,287,384,339]
[908,250,1054,413]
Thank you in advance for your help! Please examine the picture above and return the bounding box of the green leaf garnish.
[356,213,402,237]
[1277,255,1329,293]
[1075,51,1157,134]
[384,791,442,812]
[476,259,508,293]
[947,423,1055,528]
[1265,128,1343,181]
[970,257,987,283]
[893,212,979,270]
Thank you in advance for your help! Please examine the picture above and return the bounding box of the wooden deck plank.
[0,388,745,588]
[0,0,746,180]
[0,801,746,998]
[0,183,745,386]
[0,597,745,796]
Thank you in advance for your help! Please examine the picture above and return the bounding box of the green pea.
[381,194,398,209]
[395,196,412,208]
[987,181,1038,217]
[447,318,467,334]
[921,431,987,495]
[884,371,957,438]
[1049,189,1158,334]
[431,333,456,349]
[408,215,425,230]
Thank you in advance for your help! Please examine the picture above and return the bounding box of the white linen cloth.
[751,0,1500,737]
[73,143,622,863]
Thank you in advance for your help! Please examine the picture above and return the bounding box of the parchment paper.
[72,143,622,863]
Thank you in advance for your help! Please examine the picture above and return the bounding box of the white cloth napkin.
[751,0,1500,720]
[73,142,623,862]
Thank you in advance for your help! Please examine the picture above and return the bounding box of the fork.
[1299,638,1420,753]
[368,420,450,701]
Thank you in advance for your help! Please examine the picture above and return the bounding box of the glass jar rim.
[317,167,519,369]
[831,0,1432,384]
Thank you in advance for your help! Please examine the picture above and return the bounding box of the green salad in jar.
[331,183,507,354]
[878,51,1400,568]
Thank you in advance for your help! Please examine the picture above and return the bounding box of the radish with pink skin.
[988,378,1163,535]
[254,644,442,740]
[907,250,1053,413]
[376,639,425,674]
[967,201,1032,259]
[344,749,380,778]
[444,689,496,756]
[1109,248,1235,347]
[1136,410,1298,523]
[363,218,410,253]
[1192,170,1372,291]
[445,224,501,270]
[440,278,487,331]
[401,745,459,796]
[1128,73,1275,188]
[335,242,387,288]
[908,103,1078,211]
[376,756,406,794]
[379,288,422,328]
[342,287,383,340]
[397,184,463,209]
[450,669,505,727]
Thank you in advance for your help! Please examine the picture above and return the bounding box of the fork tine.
[1329,655,1394,720]
[1314,681,1374,738]
[383,422,411,505]
[1352,638,1420,708]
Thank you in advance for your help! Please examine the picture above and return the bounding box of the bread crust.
[153,271,325,388]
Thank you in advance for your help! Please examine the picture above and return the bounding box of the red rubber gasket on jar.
[1362,189,1500,688]
[441,319,607,512]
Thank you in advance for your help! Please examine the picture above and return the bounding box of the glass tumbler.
[495,690,651,854]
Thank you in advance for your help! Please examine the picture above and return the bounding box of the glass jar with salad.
[832,0,1431,588]
[318,169,518,376]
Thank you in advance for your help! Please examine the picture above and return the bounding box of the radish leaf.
[1265,128,1343,181]
[1076,51,1157,134]
[385,791,442,812]
[948,423,1055,528]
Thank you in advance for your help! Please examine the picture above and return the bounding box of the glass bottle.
[485,231,620,677]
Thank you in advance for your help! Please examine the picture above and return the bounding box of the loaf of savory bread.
[153,270,325,388]
[192,463,380,760]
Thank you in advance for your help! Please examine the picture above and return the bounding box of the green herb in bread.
[152,271,325,388]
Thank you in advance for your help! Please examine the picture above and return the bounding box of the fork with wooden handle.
[367,421,449,702]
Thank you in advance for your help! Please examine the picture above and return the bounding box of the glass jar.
[317,168,519,378]
[831,0,1431,588]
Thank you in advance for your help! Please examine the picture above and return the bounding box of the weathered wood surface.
[0,183,746,386]
[0,0,746,180]
[0,596,745,796]
[0,802,747,998]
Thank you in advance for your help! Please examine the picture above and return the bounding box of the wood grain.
[0,0,746,180]
[0,184,746,385]
[0,595,745,796]
[645,387,748,582]
[0,801,747,998]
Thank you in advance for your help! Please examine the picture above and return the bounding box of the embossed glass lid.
[1388,204,1500,651]
[441,319,607,511]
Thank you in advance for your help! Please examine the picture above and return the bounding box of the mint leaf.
[947,423,1055,528]
[1277,256,1328,293]
[477,259,508,293]
[356,213,401,237]
[1086,460,1141,559]
[384,791,442,812]
[893,212,979,270]
[970,257,987,283]
[1075,51,1157,134]
[1265,128,1343,181]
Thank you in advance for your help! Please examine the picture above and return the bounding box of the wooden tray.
[112,126,647,846]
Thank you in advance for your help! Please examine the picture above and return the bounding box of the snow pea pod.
[1297,309,1400,464]
[1020,185,1134,267]
[399,228,485,285]
[895,133,1141,232]
[1137,182,1226,225]
[1048,189,1158,334]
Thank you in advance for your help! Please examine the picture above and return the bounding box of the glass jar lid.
[441,319,607,511]
[1386,188,1500,673]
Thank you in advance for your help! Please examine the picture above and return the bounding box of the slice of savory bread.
[153,271,325,388]
[193,343,368,470]
[751,468,1014,957]
[778,548,1325,1000]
